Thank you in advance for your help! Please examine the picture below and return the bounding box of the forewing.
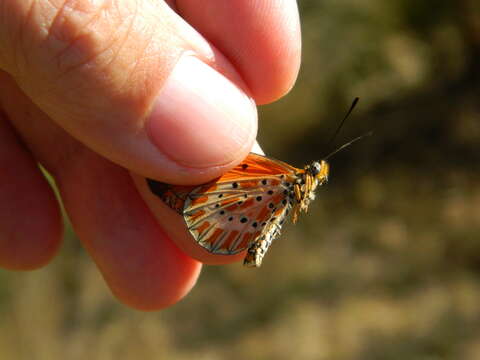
[147,152,300,214]
[220,153,299,180]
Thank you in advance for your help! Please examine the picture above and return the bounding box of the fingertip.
[177,0,302,104]
[110,242,202,311]
[58,155,204,310]
[242,0,302,104]
[0,209,62,272]
[0,174,63,271]
[146,55,257,170]
[0,119,63,271]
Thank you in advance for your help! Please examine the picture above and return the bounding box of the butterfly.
[146,152,329,267]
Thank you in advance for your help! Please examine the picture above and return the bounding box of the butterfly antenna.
[324,131,373,160]
[325,97,359,150]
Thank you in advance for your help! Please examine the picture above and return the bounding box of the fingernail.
[147,56,257,168]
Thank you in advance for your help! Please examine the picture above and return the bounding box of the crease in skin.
[8,0,36,77]
[45,0,138,79]
[116,25,154,97]
[51,22,120,78]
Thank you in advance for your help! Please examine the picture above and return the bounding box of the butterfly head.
[309,160,329,185]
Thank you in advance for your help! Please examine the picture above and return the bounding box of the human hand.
[0,0,301,310]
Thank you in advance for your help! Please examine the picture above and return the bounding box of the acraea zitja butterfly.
[146,153,329,267]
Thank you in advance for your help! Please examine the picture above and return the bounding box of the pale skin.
[0,0,301,310]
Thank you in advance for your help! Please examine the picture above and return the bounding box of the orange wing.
[219,153,299,181]
[147,152,300,214]
[182,173,295,255]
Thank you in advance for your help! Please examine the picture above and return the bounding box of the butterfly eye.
[310,162,321,177]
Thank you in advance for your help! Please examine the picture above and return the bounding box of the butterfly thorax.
[291,160,329,223]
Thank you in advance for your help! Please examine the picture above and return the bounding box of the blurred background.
[1,0,480,359]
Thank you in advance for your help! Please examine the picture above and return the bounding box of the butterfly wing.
[147,153,300,259]
[184,174,296,255]
[219,153,298,180]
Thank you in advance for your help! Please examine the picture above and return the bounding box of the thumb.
[0,0,257,184]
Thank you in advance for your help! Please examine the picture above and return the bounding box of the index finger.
[176,0,301,104]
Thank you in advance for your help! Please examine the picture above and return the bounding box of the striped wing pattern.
[184,174,295,255]
[147,153,302,264]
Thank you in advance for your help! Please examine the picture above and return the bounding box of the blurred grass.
[1,1,480,359]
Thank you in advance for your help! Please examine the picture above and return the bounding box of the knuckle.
[47,0,133,75]
[2,0,143,81]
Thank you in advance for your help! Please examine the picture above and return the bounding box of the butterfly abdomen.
[146,179,189,214]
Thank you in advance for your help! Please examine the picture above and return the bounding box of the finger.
[176,0,301,104]
[58,152,202,310]
[0,0,257,184]
[0,114,62,270]
[1,73,200,310]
